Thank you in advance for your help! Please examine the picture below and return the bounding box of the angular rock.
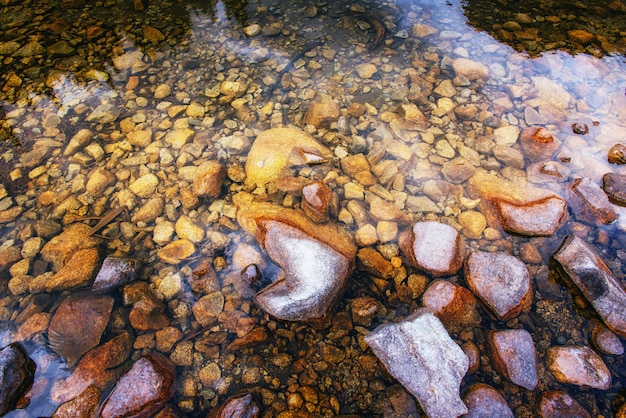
[86,168,115,197]
[462,383,514,418]
[52,385,101,418]
[422,280,480,332]
[357,247,394,279]
[174,215,205,243]
[236,198,356,322]
[569,177,618,224]
[157,239,195,264]
[547,345,611,389]
[124,282,170,331]
[100,353,175,418]
[364,309,469,418]
[40,223,101,270]
[64,129,92,156]
[489,329,538,390]
[400,221,464,277]
[0,343,36,416]
[442,157,477,184]
[553,234,626,337]
[341,154,377,186]
[48,292,114,365]
[452,58,489,81]
[602,173,626,206]
[192,161,226,198]
[495,196,567,236]
[303,96,340,128]
[131,198,164,223]
[539,390,590,418]
[301,181,332,223]
[45,247,101,292]
[350,296,382,327]
[129,173,159,198]
[208,393,260,418]
[92,257,141,293]
[244,128,332,189]
[464,251,532,321]
[519,127,560,163]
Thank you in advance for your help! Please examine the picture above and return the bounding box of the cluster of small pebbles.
[1,0,626,417]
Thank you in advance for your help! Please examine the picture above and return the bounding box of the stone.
[451,58,489,81]
[125,282,170,331]
[92,257,141,293]
[397,103,429,130]
[64,128,92,156]
[350,297,381,327]
[356,63,378,79]
[129,173,159,198]
[341,154,377,186]
[85,168,115,197]
[539,391,591,418]
[462,384,514,418]
[553,235,626,337]
[303,96,340,128]
[208,393,260,418]
[422,280,480,331]
[192,161,226,198]
[441,157,476,184]
[236,199,356,323]
[493,125,520,146]
[547,346,611,389]
[520,127,560,163]
[164,128,194,149]
[100,354,175,418]
[0,343,36,416]
[51,332,132,403]
[367,194,410,223]
[591,323,624,355]
[48,292,114,365]
[154,84,171,99]
[52,385,101,418]
[399,221,464,276]
[492,145,525,169]
[458,211,486,239]
[568,29,595,44]
[192,292,225,326]
[127,128,153,147]
[86,103,120,124]
[364,309,469,418]
[244,127,332,189]
[602,173,626,206]
[131,198,164,223]
[357,247,393,279]
[495,196,567,236]
[175,216,205,243]
[569,177,618,224]
[45,247,101,292]
[608,144,626,164]
[489,329,538,390]
[465,251,532,321]
[157,239,195,264]
[301,181,332,223]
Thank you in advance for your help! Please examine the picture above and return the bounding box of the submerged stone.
[92,256,141,293]
[364,309,469,418]
[547,345,611,389]
[569,177,618,224]
[0,343,36,416]
[208,393,260,418]
[591,322,624,355]
[602,173,626,206]
[489,329,538,390]
[462,383,514,418]
[495,196,567,236]
[52,385,101,418]
[422,280,480,332]
[465,251,532,321]
[553,234,626,337]
[539,390,590,418]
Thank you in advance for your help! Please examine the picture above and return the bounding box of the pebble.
[356,63,378,79]
[131,197,165,223]
[303,96,341,128]
[92,256,141,293]
[451,58,490,81]
[192,292,225,326]
[157,240,195,264]
[86,168,115,197]
[441,157,477,184]
[400,221,464,276]
[495,196,567,236]
[547,345,611,389]
[129,173,159,198]
[457,210,486,239]
[602,173,626,205]
[539,391,591,418]
[45,247,101,292]
[175,215,205,243]
[208,393,260,418]
[493,125,520,146]
[489,329,538,390]
[591,323,624,355]
[462,384,514,418]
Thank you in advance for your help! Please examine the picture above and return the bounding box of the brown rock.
[16,312,51,341]
[602,172,626,206]
[85,169,115,197]
[301,181,332,223]
[303,96,340,128]
[539,390,590,418]
[157,239,195,264]
[131,198,164,223]
[367,194,410,223]
[519,127,560,162]
[569,177,618,224]
[52,385,101,418]
[495,196,567,236]
[100,353,175,418]
[442,157,477,184]
[341,154,377,186]
[40,223,101,270]
[462,383,513,418]
[45,247,101,292]
[489,329,538,390]
[192,161,226,198]
[192,292,224,327]
[125,282,170,331]
[568,29,595,44]
[350,296,381,327]
[422,280,480,332]
[451,58,489,81]
[608,143,626,164]
[547,345,611,389]
[208,393,260,418]
[357,247,394,279]
[400,221,464,277]
[465,251,532,321]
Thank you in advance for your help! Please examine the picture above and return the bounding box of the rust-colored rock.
[303,96,340,128]
[208,393,260,418]
[52,385,101,418]
[45,247,102,292]
[547,345,611,389]
[350,296,382,327]
[124,282,170,331]
[569,177,618,224]
[489,329,538,390]
[539,390,590,418]
[519,127,560,163]
[301,181,332,223]
[400,221,464,277]
[100,353,175,418]
[48,291,114,365]
[40,223,101,270]
[494,196,567,236]
[192,160,226,198]
[462,383,514,418]
[422,280,480,332]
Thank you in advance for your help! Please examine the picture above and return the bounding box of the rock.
[164,128,194,149]
[539,391,591,418]
[243,24,261,37]
[591,323,624,355]
[100,353,175,418]
[367,194,410,223]
[192,161,226,198]
[553,234,626,337]
[364,309,469,418]
[602,173,626,206]
[48,292,114,365]
[129,173,159,198]
[113,50,144,71]
[244,127,332,189]
[192,292,224,326]
[52,385,101,418]
[494,196,567,236]
[569,177,618,224]
[175,216,205,243]
[63,128,92,156]
[458,211,486,239]
[303,96,340,128]
[208,393,260,418]
[92,256,141,293]
[86,168,115,197]
[493,125,520,146]
[489,329,538,390]
[451,58,489,81]
[341,154,377,186]
[422,280,480,331]
[0,343,36,416]
[356,63,378,79]
[51,332,131,403]
[350,296,381,327]
[154,84,171,99]
[45,247,101,292]
[492,145,525,169]
[157,239,195,264]
[236,199,356,323]
[125,282,170,331]
[301,181,332,223]
[520,127,560,162]
[465,251,532,321]
[0,207,23,224]
[399,221,464,276]
[86,103,120,124]
[526,161,571,184]
[131,198,164,223]
[442,157,477,184]
[462,383,514,418]
[547,345,611,389]
[608,143,626,164]
[127,128,153,147]
[532,76,571,109]
[357,247,393,279]
[568,29,595,44]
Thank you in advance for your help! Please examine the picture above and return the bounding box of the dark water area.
[1,0,626,416]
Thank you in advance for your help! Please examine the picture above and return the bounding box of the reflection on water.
[1,0,626,416]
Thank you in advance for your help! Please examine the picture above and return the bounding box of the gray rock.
[400,221,464,277]
[489,329,538,390]
[92,257,141,293]
[495,196,567,236]
[0,343,36,416]
[462,384,514,418]
[602,173,626,206]
[569,177,618,224]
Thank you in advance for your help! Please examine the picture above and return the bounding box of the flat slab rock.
[495,196,567,237]
[462,383,514,418]
[364,309,469,418]
[569,177,618,224]
[553,234,626,337]
[547,345,611,389]
[489,329,538,390]
[400,221,464,276]
[464,251,532,321]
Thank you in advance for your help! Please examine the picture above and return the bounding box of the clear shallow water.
[1,0,626,416]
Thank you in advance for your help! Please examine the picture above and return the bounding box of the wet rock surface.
[400,221,464,276]
[462,383,514,418]
[92,256,141,293]
[0,343,36,416]
[569,177,618,224]
[489,329,538,390]
[495,196,567,236]
[547,345,611,389]
[539,390,591,418]
[208,393,260,418]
